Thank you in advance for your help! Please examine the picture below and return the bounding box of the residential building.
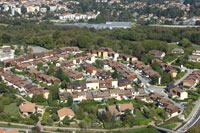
[57,107,75,120]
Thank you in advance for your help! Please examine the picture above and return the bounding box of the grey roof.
[55,22,132,29]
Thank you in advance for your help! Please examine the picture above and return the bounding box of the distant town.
[0,0,200,25]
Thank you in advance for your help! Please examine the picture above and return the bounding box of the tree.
[151,76,159,85]
[120,110,134,127]
[51,113,59,122]
[1,33,11,43]
[61,80,67,89]
[21,5,27,14]
[30,114,39,122]
[195,21,200,25]
[67,96,73,106]
[63,116,71,125]
[32,94,46,103]
[77,35,91,49]
[41,112,53,126]
[161,73,172,84]
[151,62,163,74]
[100,111,112,123]
[55,67,70,82]
[76,108,85,120]
[37,63,43,70]
[112,70,120,79]
[93,60,104,69]
[179,38,192,48]
[0,104,4,113]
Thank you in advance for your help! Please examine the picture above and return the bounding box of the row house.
[131,60,161,84]
[82,63,99,76]
[96,71,112,80]
[36,73,61,86]
[150,93,179,117]
[182,70,200,88]
[189,55,200,62]
[169,87,188,100]
[59,12,98,21]
[60,88,144,103]
[28,68,61,86]
[192,48,200,56]
[62,68,83,80]
[3,47,79,67]
[152,59,178,78]
[119,54,138,62]
[105,60,137,81]
[0,71,47,98]
[88,47,112,59]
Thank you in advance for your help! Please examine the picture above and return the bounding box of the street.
[177,98,200,133]
[174,69,193,86]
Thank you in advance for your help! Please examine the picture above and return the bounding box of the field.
[4,103,19,116]
[115,126,160,133]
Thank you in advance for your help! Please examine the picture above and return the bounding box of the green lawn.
[133,110,152,125]
[161,123,177,129]
[4,103,19,116]
[0,123,28,129]
[116,126,160,133]
[160,116,182,130]
[176,71,186,79]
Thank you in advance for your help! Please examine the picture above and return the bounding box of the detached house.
[57,107,75,120]
[171,48,184,54]
[149,50,165,59]
[19,102,36,116]
[192,48,200,56]
[169,88,188,100]
[107,103,134,116]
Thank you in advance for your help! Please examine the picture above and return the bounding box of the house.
[36,105,45,115]
[118,79,132,89]
[169,88,188,100]
[19,102,36,116]
[86,81,100,90]
[107,103,134,116]
[57,107,75,120]
[189,55,200,62]
[2,46,11,52]
[182,71,200,88]
[171,48,184,54]
[66,82,87,92]
[165,104,179,117]
[182,79,197,88]
[192,48,200,56]
[149,50,165,59]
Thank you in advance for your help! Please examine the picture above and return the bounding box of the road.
[127,65,183,109]
[177,98,200,133]
[174,69,193,86]
[149,24,200,28]
[0,127,31,133]
[0,121,147,132]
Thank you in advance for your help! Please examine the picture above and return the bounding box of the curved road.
[177,98,200,133]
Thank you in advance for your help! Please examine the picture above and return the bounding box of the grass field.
[160,123,177,129]
[0,123,28,129]
[4,103,19,116]
[115,126,160,133]
[160,116,182,130]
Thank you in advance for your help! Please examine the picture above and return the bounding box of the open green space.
[115,126,161,133]
[4,103,19,116]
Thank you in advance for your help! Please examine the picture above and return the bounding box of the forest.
[0,23,200,60]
